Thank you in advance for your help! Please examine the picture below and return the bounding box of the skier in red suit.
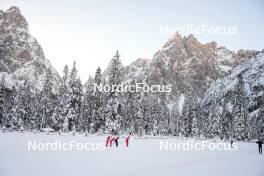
[105,136,111,147]
[125,136,130,147]
[110,136,115,147]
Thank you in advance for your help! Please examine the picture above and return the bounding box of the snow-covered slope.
[0,6,61,91]
[122,58,151,84]
[202,52,264,138]
[203,52,264,104]
[203,52,264,112]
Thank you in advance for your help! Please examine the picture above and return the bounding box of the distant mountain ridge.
[97,32,260,112]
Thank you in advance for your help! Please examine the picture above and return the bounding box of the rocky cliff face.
[0,6,61,91]
[148,33,259,99]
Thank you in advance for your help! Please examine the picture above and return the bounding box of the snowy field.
[0,132,263,176]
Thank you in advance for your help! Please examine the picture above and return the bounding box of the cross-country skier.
[106,136,111,147]
[230,139,234,148]
[110,136,115,147]
[256,140,263,154]
[114,136,119,147]
[125,136,130,147]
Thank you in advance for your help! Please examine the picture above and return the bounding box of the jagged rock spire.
[0,6,28,33]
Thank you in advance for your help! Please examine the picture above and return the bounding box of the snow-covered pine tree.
[210,95,222,137]
[0,76,6,128]
[16,80,33,131]
[0,80,18,129]
[202,92,219,139]
[220,96,232,139]
[3,86,15,129]
[28,89,38,130]
[32,92,42,130]
[133,91,144,135]
[66,61,83,132]
[92,67,104,133]
[39,71,55,129]
[179,93,202,137]
[94,67,102,85]
[81,76,96,133]
[105,51,123,134]
[151,97,161,136]
[66,108,77,133]
[141,94,153,135]
[168,102,180,136]
[122,90,135,134]
[157,93,169,135]
[180,94,194,137]
[74,78,83,131]
[63,65,70,85]
[257,108,264,140]
[79,91,88,133]
[192,101,203,138]
[233,74,249,140]
[52,65,71,131]
[109,50,123,86]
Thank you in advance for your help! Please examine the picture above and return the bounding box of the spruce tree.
[40,71,55,129]
[105,50,123,134]
[93,67,104,132]
[0,76,6,127]
[233,74,249,140]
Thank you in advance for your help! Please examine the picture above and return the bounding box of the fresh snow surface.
[0,132,263,176]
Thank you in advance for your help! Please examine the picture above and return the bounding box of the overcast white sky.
[1,0,263,82]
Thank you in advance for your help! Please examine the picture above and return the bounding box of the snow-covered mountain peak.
[162,32,183,49]
[0,6,28,33]
[130,58,150,68]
